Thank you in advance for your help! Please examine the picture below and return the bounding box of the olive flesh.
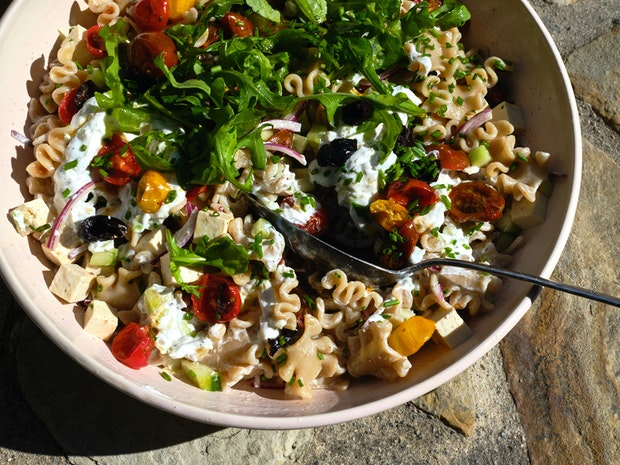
[316,138,357,167]
[78,215,128,243]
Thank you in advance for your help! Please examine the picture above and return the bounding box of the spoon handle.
[429,259,620,307]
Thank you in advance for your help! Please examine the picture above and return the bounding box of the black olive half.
[316,138,358,167]
[78,215,129,243]
[268,328,302,356]
[341,100,374,126]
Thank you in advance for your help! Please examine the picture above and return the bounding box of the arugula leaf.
[165,230,249,279]
[95,20,129,109]
[431,0,471,29]
[246,0,281,22]
[292,0,327,24]
[130,131,177,171]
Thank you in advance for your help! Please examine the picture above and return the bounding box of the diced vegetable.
[181,360,222,391]
[388,315,436,356]
[468,145,492,167]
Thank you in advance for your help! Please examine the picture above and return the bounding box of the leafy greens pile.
[93,0,471,192]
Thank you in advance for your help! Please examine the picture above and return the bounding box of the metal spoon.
[247,195,620,307]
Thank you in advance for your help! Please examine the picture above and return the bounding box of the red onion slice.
[46,181,97,250]
[260,119,302,133]
[263,142,307,166]
[11,129,31,145]
[455,108,492,137]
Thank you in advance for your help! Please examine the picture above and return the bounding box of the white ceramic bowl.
[0,0,580,428]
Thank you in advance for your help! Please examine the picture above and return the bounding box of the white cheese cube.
[83,300,118,341]
[511,192,548,230]
[49,263,96,303]
[10,198,52,238]
[193,209,234,244]
[42,227,83,266]
[424,307,472,349]
[159,252,204,287]
[492,101,526,133]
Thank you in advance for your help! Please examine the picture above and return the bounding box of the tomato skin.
[435,144,470,171]
[129,32,179,79]
[92,133,142,186]
[448,181,505,223]
[57,81,97,125]
[299,206,329,236]
[386,179,438,210]
[134,0,170,32]
[111,322,155,369]
[378,219,419,269]
[222,12,254,38]
[191,274,242,323]
[85,25,107,58]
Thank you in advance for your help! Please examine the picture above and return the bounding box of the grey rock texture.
[2,0,619,464]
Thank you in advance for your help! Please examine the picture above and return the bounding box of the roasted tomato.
[222,12,254,38]
[435,143,470,171]
[448,181,505,222]
[57,81,97,125]
[129,32,178,79]
[191,274,242,323]
[110,322,155,369]
[84,25,107,58]
[268,129,294,147]
[280,196,329,236]
[91,133,142,186]
[386,179,438,211]
[378,219,419,269]
[133,0,170,32]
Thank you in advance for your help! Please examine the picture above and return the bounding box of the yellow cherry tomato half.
[387,316,436,357]
[168,0,197,21]
[369,198,410,231]
[136,170,172,213]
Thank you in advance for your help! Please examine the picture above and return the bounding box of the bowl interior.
[0,0,580,428]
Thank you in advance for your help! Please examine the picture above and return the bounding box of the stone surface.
[502,141,620,465]
[2,0,620,464]
[567,29,620,132]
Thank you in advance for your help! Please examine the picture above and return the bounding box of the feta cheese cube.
[159,252,203,287]
[10,198,52,238]
[193,209,234,244]
[424,307,472,349]
[83,300,118,341]
[49,263,96,303]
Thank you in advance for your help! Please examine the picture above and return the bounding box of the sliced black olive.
[341,100,374,126]
[73,81,98,110]
[268,328,302,356]
[78,215,128,243]
[316,138,357,167]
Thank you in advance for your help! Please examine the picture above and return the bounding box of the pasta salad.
[10,0,552,399]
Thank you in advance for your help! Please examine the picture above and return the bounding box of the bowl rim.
[0,0,582,429]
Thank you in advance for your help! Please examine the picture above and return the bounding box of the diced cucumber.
[89,249,118,267]
[305,124,328,153]
[181,360,222,391]
[494,209,521,235]
[468,145,492,167]
[538,177,553,197]
[494,232,519,252]
[511,193,548,229]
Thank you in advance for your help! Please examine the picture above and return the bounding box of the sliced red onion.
[46,181,97,250]
[264,142,307,166]
[173,207,199,248]
[455,108,492,137]
[11,130,31,145]
[430,276,448,307]
[67,243,89,261]
[260,119,302,133]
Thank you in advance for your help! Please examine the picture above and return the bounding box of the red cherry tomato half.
[448,181,505,223]
[378,219,419,269]
[386,179,438,211]
[57,82,97,125]
[435,143,470,171]
[191,274,242,323]
[92,133,142,186]
[185,185,208,203]
[110,322,155,369]
[222,12,255,38]
[300,206,329,236]
[134,0,170,32]
[84,25,107,58]
[129,32,179,79]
